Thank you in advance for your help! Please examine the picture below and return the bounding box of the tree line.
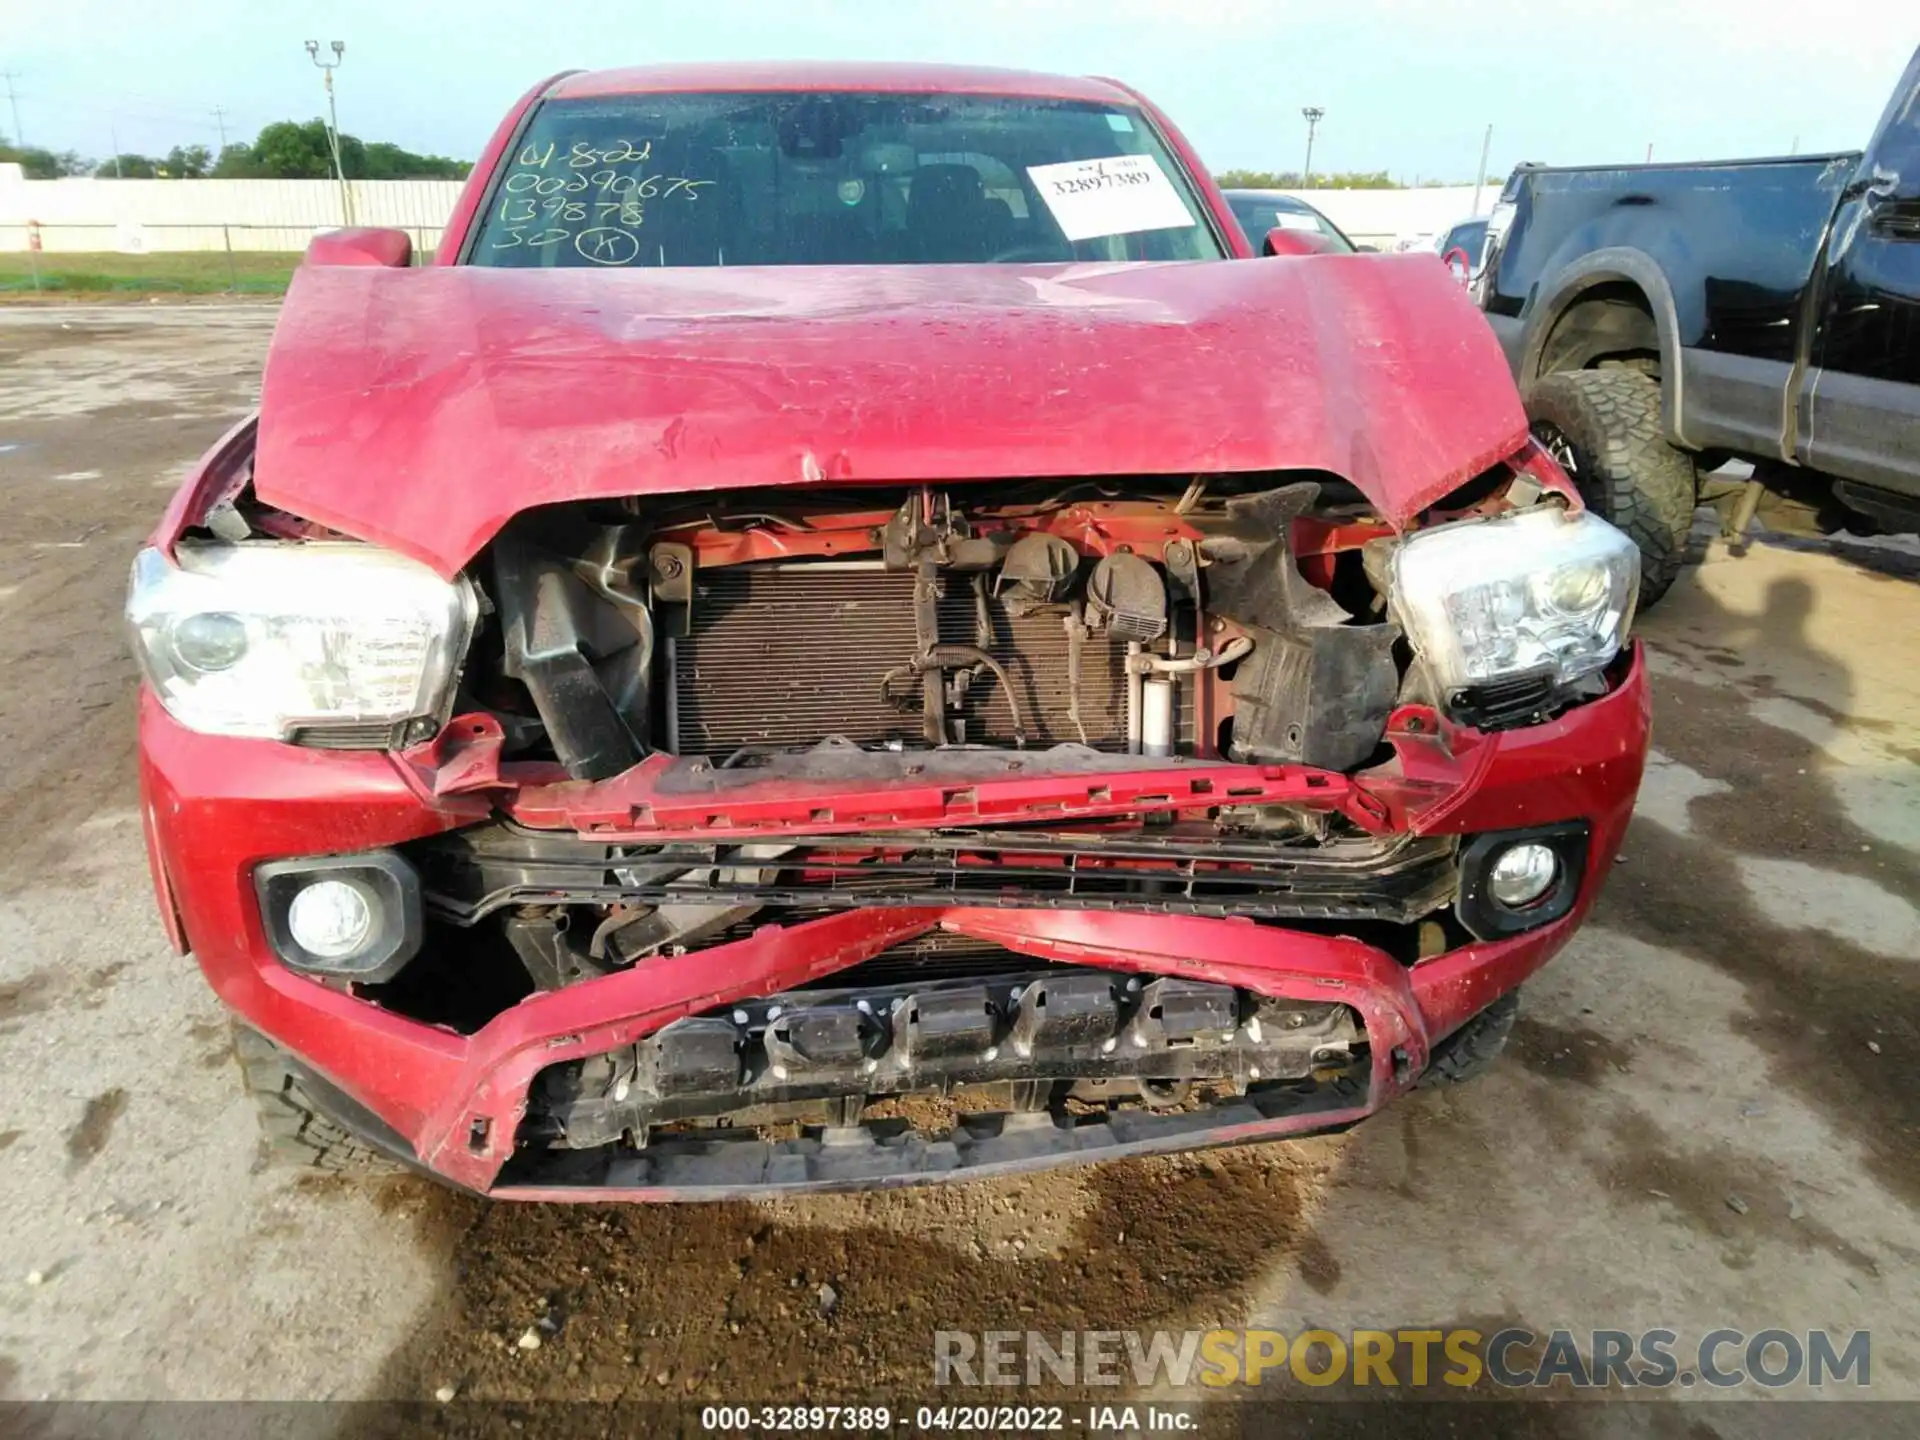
[1,119,471,181]
[1215,169,1402,190]
[1214,169,1490,189]
[3,135,1469,189]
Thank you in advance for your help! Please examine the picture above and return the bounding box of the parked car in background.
[1434,216,1489,282]
[1476,44,1920,604]
[131,62,1649,1201]
[1222,189,1357,253]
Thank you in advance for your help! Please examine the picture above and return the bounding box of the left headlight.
[1388,505,1638,706]
[127,541,477,743]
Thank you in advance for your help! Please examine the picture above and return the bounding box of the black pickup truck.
[1476,45,1920,603]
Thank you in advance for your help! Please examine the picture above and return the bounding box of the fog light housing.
[1456,824,1588,940]
[255,853,421,982]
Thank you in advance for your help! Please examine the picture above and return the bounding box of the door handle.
[1869,199,1920,241]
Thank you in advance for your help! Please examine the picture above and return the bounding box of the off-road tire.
[231,1023,398,1174]
[1418,989,1519,1086]
[1528,368,1698,609]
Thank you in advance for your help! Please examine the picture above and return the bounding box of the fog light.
[256,852,422,983]
[1488,843,1558,908]
[1456,825,1587,941]
[287,879,376,960]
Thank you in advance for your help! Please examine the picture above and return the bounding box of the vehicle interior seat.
[908,164,996,262]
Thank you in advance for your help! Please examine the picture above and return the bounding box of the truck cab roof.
[548,61,1141,104]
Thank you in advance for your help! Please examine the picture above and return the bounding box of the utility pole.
[2,71,22,147]
[1301,106,1325,189]
[212,105,230,152]
[305,40,353,225]
[110,121,123,178]
[1471,123,1494,215]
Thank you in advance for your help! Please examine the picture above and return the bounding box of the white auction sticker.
[1025,154,1196,243]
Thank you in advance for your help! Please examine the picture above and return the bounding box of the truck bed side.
[1483,155,1856,458]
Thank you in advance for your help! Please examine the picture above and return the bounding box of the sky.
[4,0,1912,183]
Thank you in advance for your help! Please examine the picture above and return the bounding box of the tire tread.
[1419,989,1519,1086]
[231,1023,396,1174]
[1529,368,1697,607]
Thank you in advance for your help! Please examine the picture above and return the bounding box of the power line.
[20,94,230,130]
[80,85,241,121]
[17,85,265,128]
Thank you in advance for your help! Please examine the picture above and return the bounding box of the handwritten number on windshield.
[498,140,713,261]
[517,139,655,169]
[489,226,572,250]
[575,228,641,265]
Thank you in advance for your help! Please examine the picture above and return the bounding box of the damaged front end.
[136,431,1648,1196]
[139,437,1651,1198]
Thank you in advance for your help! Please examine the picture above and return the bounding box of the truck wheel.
[1528,369,1697,608]
[230,1023,399,1175]
[1418,990,1518,1086]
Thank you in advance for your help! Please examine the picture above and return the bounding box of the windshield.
[467,92,1226,268]
[1224,193,1355,252]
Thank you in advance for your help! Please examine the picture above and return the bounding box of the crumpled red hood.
[256,255,1526,576]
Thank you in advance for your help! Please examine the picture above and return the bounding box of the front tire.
[1528,368,1698,609]
[231,1023,398,1175]
[1418,990,1519,1086]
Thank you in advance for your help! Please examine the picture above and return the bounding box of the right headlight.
[128,541,477,744]
[1387,504,1638,702]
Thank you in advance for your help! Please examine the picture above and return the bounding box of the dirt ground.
[0,306,1916,1427]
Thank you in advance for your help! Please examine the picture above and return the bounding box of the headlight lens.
[127,542,476,741]
[1388,505,1638,700]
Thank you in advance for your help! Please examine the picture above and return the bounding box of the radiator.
[673,565,1183,753]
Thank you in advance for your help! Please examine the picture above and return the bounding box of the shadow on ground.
[358,1151,1316,1407]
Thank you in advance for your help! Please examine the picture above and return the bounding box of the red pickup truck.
[129,62,1648,1198]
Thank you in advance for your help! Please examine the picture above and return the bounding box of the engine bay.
[468,474,1422,783]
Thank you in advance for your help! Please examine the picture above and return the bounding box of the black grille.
[1449,669,1557,730]
[410,826,1459,927]
[287,719,413,750]
[673,565,1191,753]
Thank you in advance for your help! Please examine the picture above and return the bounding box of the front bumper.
[140,647,1650,1198]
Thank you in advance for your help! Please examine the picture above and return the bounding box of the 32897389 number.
[698,1405,894,1430]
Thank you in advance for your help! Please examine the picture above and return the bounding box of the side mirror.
[304,227,414,268]
[1262,226,1344,257]
[1441,246,1473,286]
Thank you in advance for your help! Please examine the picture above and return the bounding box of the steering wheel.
[989,243,1071,263]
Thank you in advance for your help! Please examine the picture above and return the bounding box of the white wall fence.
[0,173,464,254]
[0,170,1481,255]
